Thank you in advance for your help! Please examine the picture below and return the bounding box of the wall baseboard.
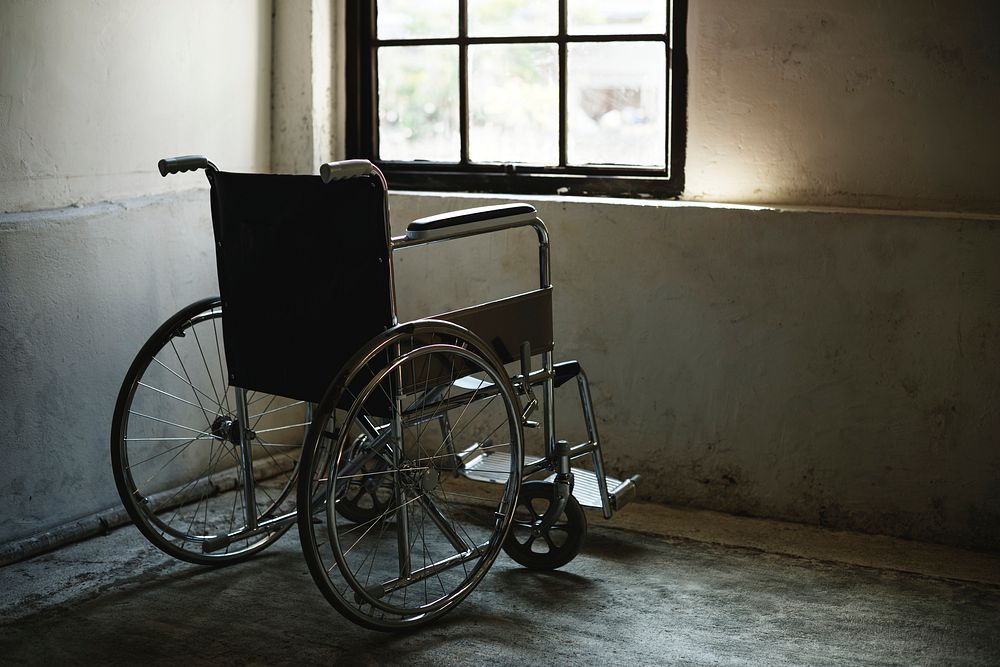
[0,506,133,567]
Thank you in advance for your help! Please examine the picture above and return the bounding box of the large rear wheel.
[111,298,303,564]
[298,321,523,630]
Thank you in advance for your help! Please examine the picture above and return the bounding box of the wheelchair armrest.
[405,204,537,242]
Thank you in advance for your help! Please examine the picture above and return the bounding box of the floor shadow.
[582,527,654,561]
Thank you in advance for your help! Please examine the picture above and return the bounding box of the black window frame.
[346,0,687,198]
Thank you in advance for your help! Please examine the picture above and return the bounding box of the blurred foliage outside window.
[376,0,667,169]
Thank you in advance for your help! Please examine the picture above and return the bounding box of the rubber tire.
[111,297,294,565]
[297,319,524,631]
[502,480,587,570]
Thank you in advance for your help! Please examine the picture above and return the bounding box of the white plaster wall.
[3,0,998,554]
[0,194,217,544]
[371,1,1000,549]
[0,1,270,544]
[686,0,1000,213]
[271,0,336,174]
[388,193,1000,550]
[0,0,272,213]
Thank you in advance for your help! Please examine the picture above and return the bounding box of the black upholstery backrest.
[209,171,393,402]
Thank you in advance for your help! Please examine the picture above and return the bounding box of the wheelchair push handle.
[319,159,375,183]
[157,155,216,177]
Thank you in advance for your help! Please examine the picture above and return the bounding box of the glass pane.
[377,0,457,40]
[567,42,666,167]
[568,0,666,35]
[468,0,558,37]
[469,44,559,165]
[378,46,460,162]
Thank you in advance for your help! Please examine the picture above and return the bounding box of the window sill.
[387,189,1000,221]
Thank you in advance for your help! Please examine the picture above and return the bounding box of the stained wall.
[1,0,998,552]
[0,0,271,544]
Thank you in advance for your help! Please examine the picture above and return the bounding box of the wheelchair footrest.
[458,450,639,515]
[459,452,544,484]
[544,468,640,513]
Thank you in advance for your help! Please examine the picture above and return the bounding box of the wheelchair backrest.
[209,171,393,403]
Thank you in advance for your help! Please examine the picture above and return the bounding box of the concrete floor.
[2,502,999,666]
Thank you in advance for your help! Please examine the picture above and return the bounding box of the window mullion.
[558,0,568,168]
[666,42,673,180]
[352,0,687,197]
[459,0,469,165]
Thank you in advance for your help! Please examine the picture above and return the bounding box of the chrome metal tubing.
[568,441,599,458]
[521,458,552,477]
[233,387,258,529]
[415,492,468,552]
[525,367,555,388]
[392,353,411,579]
[370,163,400,327]
[543,351,564,476]
[389,217,551,326]
[401,384,502,426]
[388,215,551,478]
[338,428,393,480]
[437,411,454,461]
[534,219,565,508]
[390,218,549,253]
[317,160,399,326]
[535,218,550,289]
[372,543,489,600]
[517,441,598,477]
[201,510,297,553]
[400,367,553,426]
[402,383,449,415]
[577,368,612,519]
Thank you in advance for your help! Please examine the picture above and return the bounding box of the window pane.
[567,42,666,167]
[378,46,460,162]
[568,0,666,35]
[377,0,457,40]
[469,44,559,165]
[468,0,558,37]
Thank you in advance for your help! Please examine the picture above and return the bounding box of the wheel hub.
[420,468,440,493]
[210,414,236,442]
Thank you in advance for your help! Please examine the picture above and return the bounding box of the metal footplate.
[545,468,640,513]
[458,451,542,485]
[459,450,639,516]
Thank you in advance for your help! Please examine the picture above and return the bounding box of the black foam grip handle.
[158,155,209,177]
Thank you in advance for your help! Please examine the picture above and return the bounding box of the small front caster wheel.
[335,436,394,524]
[503,480,587,570]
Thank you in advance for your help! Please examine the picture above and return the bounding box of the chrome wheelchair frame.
[110,156,638,630]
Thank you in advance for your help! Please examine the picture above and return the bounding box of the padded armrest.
[405,204,537,241]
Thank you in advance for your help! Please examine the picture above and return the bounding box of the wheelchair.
[110,156,639,630]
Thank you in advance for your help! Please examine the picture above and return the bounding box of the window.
[346,0,687,198]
